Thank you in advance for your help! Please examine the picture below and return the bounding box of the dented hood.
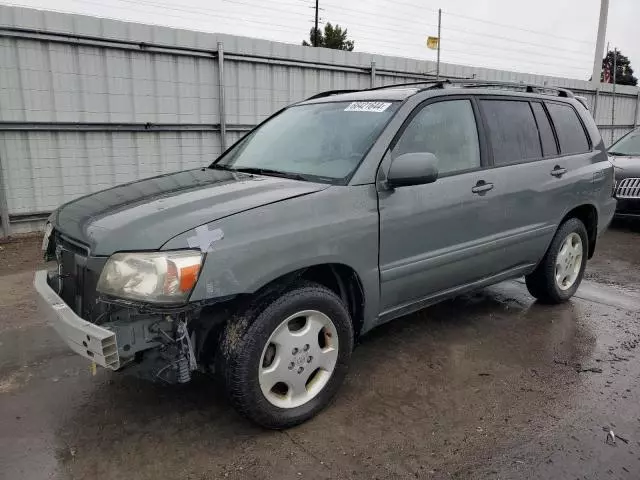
[52,168,328,256]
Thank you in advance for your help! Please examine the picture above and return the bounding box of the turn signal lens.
[179,264,201,293]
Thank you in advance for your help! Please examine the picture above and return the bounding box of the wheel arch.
[560,204,598,258]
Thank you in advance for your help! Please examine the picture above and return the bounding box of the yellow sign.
[426,36,439,50]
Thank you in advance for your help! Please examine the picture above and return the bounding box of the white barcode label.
[344,101,392,112]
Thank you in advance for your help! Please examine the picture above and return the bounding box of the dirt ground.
[1,222,640,480]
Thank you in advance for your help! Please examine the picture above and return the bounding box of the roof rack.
[304,89,361,101]
[367,80,444,91]
[432,79,575,98]
[305,79,574,102]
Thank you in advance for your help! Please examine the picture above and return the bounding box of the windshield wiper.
[208,163,234,170]
[608,151,634,156]
[232,167,310,182]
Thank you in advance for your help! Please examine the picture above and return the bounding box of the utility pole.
[314,0,319,47]
[436,8,441,81]
[591,0,609,86]
[611,47,617,145]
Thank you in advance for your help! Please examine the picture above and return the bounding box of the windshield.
[609,129,640,156]
[214,101,399,183]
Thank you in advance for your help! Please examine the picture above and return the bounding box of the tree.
[302,22,354,51]
[601,49,637,86]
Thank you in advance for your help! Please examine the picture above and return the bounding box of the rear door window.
[481,100,542,165]
[545,102,590,155]
[531,102,558,157]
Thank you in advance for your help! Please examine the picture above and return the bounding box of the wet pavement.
[1,223,640,480]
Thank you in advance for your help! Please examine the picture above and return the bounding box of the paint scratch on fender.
[186,225,224,252]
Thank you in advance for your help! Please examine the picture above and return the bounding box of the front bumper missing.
[33,270,120,370]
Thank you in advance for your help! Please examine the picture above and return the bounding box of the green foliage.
[303,22,354,51]
[601,49,637,86]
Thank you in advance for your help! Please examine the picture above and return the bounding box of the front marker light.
[97,250,203,304]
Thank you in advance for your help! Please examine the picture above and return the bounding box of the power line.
[443,10,594,45]
[440,47,587,72]
[2,0,591,77]
[185,0,594,61]
[64,0,306,33]
[224,0,439,32]
[442,25,592,57]
[356,36,588,72]
[443,37,589,67]
[220,0,593,60]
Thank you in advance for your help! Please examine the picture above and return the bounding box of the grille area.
[616,178,640,199]
[51,232,99,320]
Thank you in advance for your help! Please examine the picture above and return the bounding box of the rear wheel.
[217,282,353,429]
[525,218,588,304]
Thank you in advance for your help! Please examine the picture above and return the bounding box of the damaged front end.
[36,228,215,384]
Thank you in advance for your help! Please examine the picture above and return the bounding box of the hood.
[609,155,640,179]
[53,168,329,255]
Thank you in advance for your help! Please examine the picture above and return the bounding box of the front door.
[378,97,507,315]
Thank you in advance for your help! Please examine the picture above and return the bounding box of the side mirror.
[387,152,439,188]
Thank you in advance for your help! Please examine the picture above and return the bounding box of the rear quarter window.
[545,102,590,155]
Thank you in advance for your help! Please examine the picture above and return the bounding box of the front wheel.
[525,217,588,304]
[216,282,354,429]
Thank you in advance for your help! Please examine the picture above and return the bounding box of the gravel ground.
[0,224,639,480]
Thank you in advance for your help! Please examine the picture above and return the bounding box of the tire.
[216,281,354,429]
[525,217,588,304]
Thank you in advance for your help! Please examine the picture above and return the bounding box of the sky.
[1,0,639,81]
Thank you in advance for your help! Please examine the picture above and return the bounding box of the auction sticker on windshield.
[344,102,392,112]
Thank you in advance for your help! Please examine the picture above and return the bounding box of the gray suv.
[35,81,616,428]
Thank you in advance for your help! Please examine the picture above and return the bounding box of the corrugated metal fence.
[1,5,639,237]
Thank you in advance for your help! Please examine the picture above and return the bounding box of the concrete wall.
[1,5,639,236]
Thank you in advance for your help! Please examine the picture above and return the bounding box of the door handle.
[551,166,567,177]
[471,181,494,194]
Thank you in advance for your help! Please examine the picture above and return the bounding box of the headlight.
[42,222,53,252]
[97,250,203,303]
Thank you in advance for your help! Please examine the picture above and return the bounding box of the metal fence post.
[592,87,600,119]
[634,91,640,128]
[217,42,227,152]
[370,60,376,88]
[0,152,11,239]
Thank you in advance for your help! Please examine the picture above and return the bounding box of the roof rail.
[305,79,574,103]
[305,89,360,101]
[305,81,445,101]
[367,80,444,91]
[445,80,574,98]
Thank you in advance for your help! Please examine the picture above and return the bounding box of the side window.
[392,99,480,175]
[481,100,542,165]
[531,102,559,157]
[545,102,590,155]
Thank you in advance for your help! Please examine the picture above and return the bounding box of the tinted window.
[531,102,558,156]
[481,100,541,165]
[392,99,480,175]
[546,103,590,155]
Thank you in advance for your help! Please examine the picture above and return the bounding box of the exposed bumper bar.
[33,270,120,370]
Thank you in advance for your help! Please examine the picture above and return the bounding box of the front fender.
[162,185,381,330]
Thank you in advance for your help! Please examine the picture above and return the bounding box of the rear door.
[477,97,593,268]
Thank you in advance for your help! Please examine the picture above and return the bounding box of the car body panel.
[165,185,382,330]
